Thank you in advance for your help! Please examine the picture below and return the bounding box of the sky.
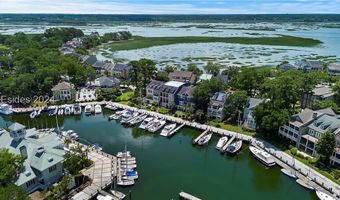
[0,0,340,14]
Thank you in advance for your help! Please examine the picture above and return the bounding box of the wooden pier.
[221,135,235,152]
[167,123,185,137]
[193,129,209,144]
[179,191,202,200]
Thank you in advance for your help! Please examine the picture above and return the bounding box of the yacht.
[117,151,131,158]
[109,110,125,121]
[73,104,82,115]
[122,170,139,180]
[61,130,79,140]
[30,110,37,119]
[70,105,74,115]
[117,179,135,187]
[198,133,212,145]
[110,190,126,200]
[281,168,297,179]
[316,191,336,200]
[216,136,228,150]
[139,117,154,129]
[0,104,13,115]
[160,123,177,137]
[225,140,243,154]
[129,114,147,126]
[296,179,315,191]
[36,107,43,117]
[92,143,103,151]
[148,118,166,133]
[94,104,102,114]
[58,106,64,116]
[48,106,57,116]
[121,112,138,124]
[64,105,71,115]
[84,104,93,115]
[249,146,276,167]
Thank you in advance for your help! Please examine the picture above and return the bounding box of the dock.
[193,129,209,144]
[167,123,185,137]
[98,190,119,200]
[221,135,235,152]
[179,191,202,200]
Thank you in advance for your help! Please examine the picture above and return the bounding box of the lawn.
[115,91,134,104]
[108,35,322,51]
[208,121,256,136]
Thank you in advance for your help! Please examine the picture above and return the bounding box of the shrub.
[290,147,298,156]
[308,157,317,165]
[216,124,221,128]
[297,152,305,159]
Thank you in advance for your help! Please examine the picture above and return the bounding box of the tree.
[139,59,157,89]
[193,78,222,110]
[312,100,338,112]
[204,61,221,76]
[332,80,340,105]
[50,176,72,199]
[0,183,29,200]
[187,63,202,76]
[163,65,175,73]
[155,71,170,82]
[224,90,248,122]
[315,131,336,164]
[221,66,239,80]
[0,149,24,184]
[64,145,91,175]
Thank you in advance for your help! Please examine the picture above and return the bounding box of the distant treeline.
[1,14,340,25]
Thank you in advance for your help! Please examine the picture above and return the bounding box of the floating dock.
[179,191,202,200]
[221,135,235,152]
[193,129,209,144]
[167,123,185,137]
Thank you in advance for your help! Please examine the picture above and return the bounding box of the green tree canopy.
[315,131,336,163]
[0,149,24,185]
[204,61,221,76]
[223,90,248,122]
[193,78,223,110]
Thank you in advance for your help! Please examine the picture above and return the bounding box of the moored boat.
[198,133,212,145]
[216,136,228,150]
[139,117,154,129]
[160,123,177,137]
[84,104,93,115]
[110,190,126,200]
[117,151,131,158]
[249,146,276,167]
[225,140,242,154]
[73,104,82,115]
[117,179,135,186]
[148,118,166,133]
[281,168,297,179]
[92,143,103,151]
[0,104,13,115]
[94,104,102,114]
[30,110,37,119]
[296,179,315,191]
[316,191,336,200]
[129,114,147,125]
[64,105,71,115]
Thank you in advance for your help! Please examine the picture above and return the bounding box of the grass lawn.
[0,44,8,50]
[108,35,322,51]
[115,91,133,102]
[208,121,256,136]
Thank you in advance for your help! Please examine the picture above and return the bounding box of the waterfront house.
[0,123,65,193]
[51,82,75,101]
[295,60,323,73]
[327,63,340,76]
[243,98,264,130]
[278,108,340,166]
[112,63,130,78]
[278,63,298,71]
[92,76,120,88]
[77,87,96,102]
[177,85,196,110]
[145,80,164,105]
[207,92,229,121]
[168,71,196,85]
[301,84,335,108]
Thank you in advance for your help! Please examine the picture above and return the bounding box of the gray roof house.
[177,85,196,110]
[278,63,298,71]
[93,76,120,88]
[168,71,196,85]
[112,63,130,78]
[207,92,229,121]
[301,84,335,108]
[328,63,340,76]
[243,98,264,130]
[51,82,75,101]
[295,60,323,73]
[0,123,64,193]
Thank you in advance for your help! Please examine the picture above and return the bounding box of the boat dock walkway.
[98,190,120,200]
[167,123,185,137]
[221,135,235,152]
[193,129,209,144]
[179,191,202,200]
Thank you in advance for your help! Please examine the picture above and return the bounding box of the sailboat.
[117,145,136,186]
[216,136,228,150]
[226,112,243,154]
[296,166,315,191]
[281,156,297,179]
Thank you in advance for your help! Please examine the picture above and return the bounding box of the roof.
[279,63,297,71]
[81,55,97,65]
[164,81,185,88]
[147,80,165,90]
[178,85,196,96]
[94,76,120,87]
[9,122,26,132]
[301,134,318,143]
[296,60,322,70]
[328,63,340,71]
[199,73,213,81]
[312,84,334,97]
[52,82,73,91]
[113,63,129,71]
[93,60,105,69]
[168,71,195,83]
[210,92,228,103]
[308,114,340,135]
[290,107,335,127]
[246,98,264,109]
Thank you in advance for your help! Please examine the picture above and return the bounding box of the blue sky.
[0,0,340,14]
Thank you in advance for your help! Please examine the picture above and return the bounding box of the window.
[26,179,35,188]
[48,165,57,173]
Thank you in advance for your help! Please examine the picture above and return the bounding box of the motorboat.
[129,114,147,126]
[109,110,125,121]
[117,151,131,158]
[148,118,166,133]
[316,191,336,200]
[216,136,228,150]
[249,146,276,167]
[92,143,103,151]
[198,133,212,145]
[30,110,37,119]
[64,105,71,115]
[0,104,13,115]
[120,164,137,169]
[120,159,136,165]
[62,130,79,140]
[117,179,134,186]
[281,168,297,179]
[110,190,126,200]
[225,140,243,154]
[296,179,315,191]
[160,123,177,137]
[73,104,82,115]
[58,106,64,116]
[70,105,74,115]
[36,107,42,117]
[48,106,57,116]
[94,104,102,114]
[121,112,138,124]
[52,106,58,116]
[84,104,93,115]
[97,195,114,200]
[139,117,154,129]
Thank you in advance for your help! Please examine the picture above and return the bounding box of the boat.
[139,117,154,129]
[62,130,79,140]
[0,104,13,115]
[316,191,336,200]
[92,143,103,151]
[198,133,212,145]
[70,105,74,115]
[58,107,64,116]
[216,136,228,150]
[120,164,137,169]
[148,118,166,133]
[117,179,135,186]
[52,106,58,116]
[281,168,297,179]
[160,123,177,137]
[249,146,276,167]
[48,106,57,116]
[122,170,138,179]
[84,104,93,115]
[121,112,138,124]
[296,179,315,191]
[64,105,71,115]
[129,114,147,126]
[73,104,82,115]
[225,140,243,154]
[95,104,102,114]
[120,159,136,165]
[110,190,126,200]
[97,194,114,200]
[117,151,131,158]
[36,107,42,117]
[30,110,37,119]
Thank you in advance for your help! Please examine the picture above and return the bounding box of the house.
[199,73,213,82]
[81,55,97,66]
[77,87,96,102]
[243,98,264,130]
[301,84,335,108]
[92,61,116,75]
[278,108,340,166]
[207,92,229,121]
[327,63,340,76]
[217,74,229,84]
[144,80,185,108]
[0,123,64,193]
[168,71,196,84]
[92,76,120,88]
[278,63,298,71]
[295,60,323,73]
[112,63,130,78]
[177,85,196,110]
[51,82,75,101]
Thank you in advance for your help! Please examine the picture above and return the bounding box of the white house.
[52,82,75,101]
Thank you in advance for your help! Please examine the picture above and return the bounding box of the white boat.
[216,136,228,150]
[296,179,315,191]
[48,106,57,116]
[110,190,126,200]
[30,110,37,119]
[92,143,103,151]
[139,117,154,129]
[121,160,136,165]
[97,194,113,200]
[198,133,212,145]
[52,106,58,116]
[70,105,74,115]
[58,107,64,115]
[94,104,102,114]
[62,130,79,140]
[36,107,42,117]
[117,179,134,186]
[249,146,276,167]
[281,168,297,179]
[160,123,177,137]
[117,151,131,158]
[73,104,82,115]
[0,104,13,115]
[84,104,93,115]
[225,140,243,154]
[316,191,336,200]
[64,106,71,115]
[148,119,166,133]
[121,112,138,124]
[120,164,137,169]
[129,114,147,125]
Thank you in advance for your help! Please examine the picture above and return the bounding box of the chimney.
[313,112,318,119]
